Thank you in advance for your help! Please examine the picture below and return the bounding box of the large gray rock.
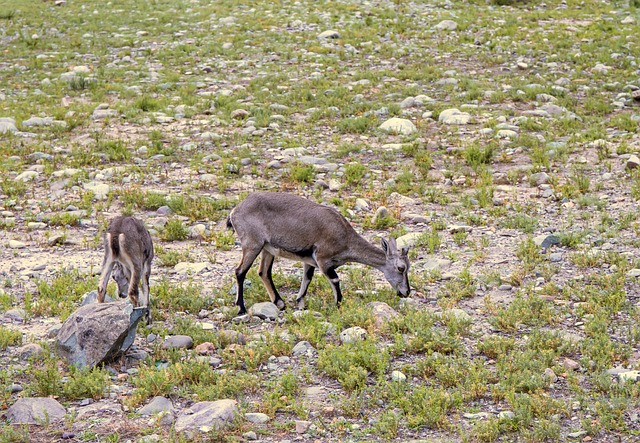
[6,398,66,424]
[56,301,146,368]
[174,399,238,433]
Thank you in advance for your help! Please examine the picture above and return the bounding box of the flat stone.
[15,171,39,182]
[6,398,66,424]
[162,335,194,350]
[139,396,174,416]
[8,240,26,249]
[379,117,417,135]
[245,412,270,424]
[174,262,209,274]
[249,302,279,321]
[463,412,489,420]
[174,399,238,433]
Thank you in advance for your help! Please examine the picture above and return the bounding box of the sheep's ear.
[401,246,409,257]
[381,238,389,253]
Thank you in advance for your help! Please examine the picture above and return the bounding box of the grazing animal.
[97,216,154,324]
[227,192,411,315]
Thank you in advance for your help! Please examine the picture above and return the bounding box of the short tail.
[109,232,120,257]
[226,213,235,232]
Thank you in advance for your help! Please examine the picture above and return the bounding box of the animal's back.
[107,216,153,258]
[231,192,355,250]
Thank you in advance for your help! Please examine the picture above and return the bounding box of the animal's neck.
[346,235,388,270]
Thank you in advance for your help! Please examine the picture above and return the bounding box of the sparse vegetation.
[1,0,639,441]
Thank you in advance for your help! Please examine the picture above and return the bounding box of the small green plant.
[155,245,191,267]
[288,163,315,184]
[0,326,21,350]
[62,366,111,400]
[48,213,81,227]
[317,340,389,393]
[344,163,367,186]
[33,269,97,320]
[26,357,62,397]
[161,218,189,241]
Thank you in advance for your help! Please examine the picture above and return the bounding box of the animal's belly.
[264,244,318,267]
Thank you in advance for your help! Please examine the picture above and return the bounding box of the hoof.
[275,299,286,311]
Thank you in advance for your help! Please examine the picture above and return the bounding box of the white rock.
[339,326,368,344]
[438,108,471,125]
[435,20,457,31]
[318,30,340,39]
[9,240,26,249]
[15,171,39,182]
[379,117,417,135]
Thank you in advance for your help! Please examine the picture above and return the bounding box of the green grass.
[1,0,640,441]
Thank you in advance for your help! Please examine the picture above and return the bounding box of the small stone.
[626,269,640,278]
[245,412,270,424]
[230,109,249,119]
[618,370,640,383]
[544,368,557,383]
[195,342,216,355]
[162,335,194,350]
[295,420,311,434]
[8,240,26,249]
[438,109,471,125]
[242,431,258,441]
[626,155,640,170]
[6,398,66,424]
[318,30,340,39]
[533,234,560,249]
[463,412,489,420]
[568,431,588,439]
[373,206,390,223]
[249,302,279,320]
[563,358,580,371]
[391,370,406,382]
[435,20,457,31]
[530,172,550,185]
[339,326,368,344]
[292,340,315,356]
[498,411,515,420]
[139,396,174,416]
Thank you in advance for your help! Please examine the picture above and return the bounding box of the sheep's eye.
[398,265,406,273]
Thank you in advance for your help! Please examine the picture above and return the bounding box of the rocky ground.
[1,0,640,441]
